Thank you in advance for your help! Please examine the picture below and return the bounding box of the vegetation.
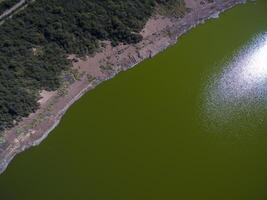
[0,0,184,131]
[156,0,189,17]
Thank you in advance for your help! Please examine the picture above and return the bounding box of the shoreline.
[0,0,247,175]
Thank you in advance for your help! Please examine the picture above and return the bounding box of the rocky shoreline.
[0,0,247,175]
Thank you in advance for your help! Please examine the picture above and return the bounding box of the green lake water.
[1,1,267,199]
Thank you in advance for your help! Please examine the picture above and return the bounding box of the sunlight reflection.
[218,33,267,100]
[203,33,267,133]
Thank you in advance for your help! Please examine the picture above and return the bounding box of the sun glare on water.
[241,37,267,85]
[203,33,267,133]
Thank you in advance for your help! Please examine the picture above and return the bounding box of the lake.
[1,1,267,199]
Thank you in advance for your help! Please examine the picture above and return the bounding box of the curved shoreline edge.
[0,0,247,175]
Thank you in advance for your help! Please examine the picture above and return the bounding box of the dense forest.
[0,0,21,14]
[0,0,184,131]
